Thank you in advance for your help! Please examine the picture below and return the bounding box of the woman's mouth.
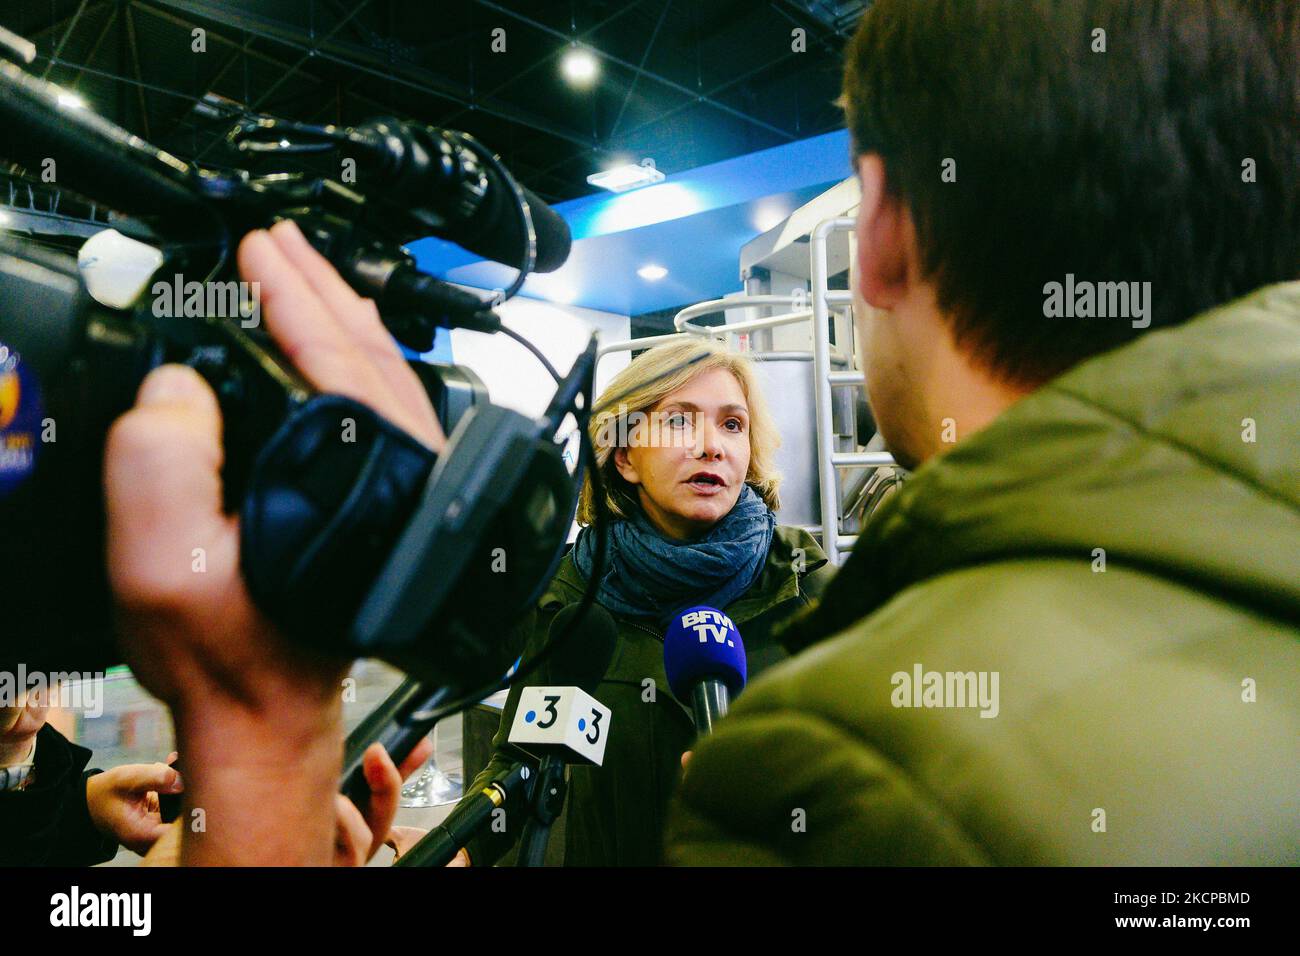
[685,473,726,495]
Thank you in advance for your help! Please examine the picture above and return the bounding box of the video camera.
[0,30,590,692]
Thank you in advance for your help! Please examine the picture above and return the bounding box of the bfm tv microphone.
[663,605,747,735]
[394,603,618,867]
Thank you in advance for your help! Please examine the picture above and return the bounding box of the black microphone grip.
[340,680,454,809]
[393,761,532,867]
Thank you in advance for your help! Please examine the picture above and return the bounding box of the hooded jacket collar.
[787,281,1300,645]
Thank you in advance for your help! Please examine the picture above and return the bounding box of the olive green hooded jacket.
[461,524,834,866]
[667,282,1300,866]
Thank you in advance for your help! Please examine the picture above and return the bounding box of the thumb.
[110,762,183,795]
[104,364,231,609]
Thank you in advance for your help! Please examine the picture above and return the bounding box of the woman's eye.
[665,413,689,428]
[725,419,744,432]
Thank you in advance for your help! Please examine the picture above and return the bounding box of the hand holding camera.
[102,221,449,865]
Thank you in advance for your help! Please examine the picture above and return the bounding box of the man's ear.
[855,153,913,309]
[612,446,640,486]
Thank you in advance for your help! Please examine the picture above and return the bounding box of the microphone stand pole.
[515,756,568,867]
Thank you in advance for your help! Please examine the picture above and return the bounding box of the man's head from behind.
[844,0,1299,469]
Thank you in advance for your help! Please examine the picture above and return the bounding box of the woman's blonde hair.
[576,339,782,525]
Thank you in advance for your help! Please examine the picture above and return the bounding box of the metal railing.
[811,217,892,564]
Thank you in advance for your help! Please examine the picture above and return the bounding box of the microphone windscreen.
[543,603,618,696]
[459,177,572,273]
[663,606,747,700]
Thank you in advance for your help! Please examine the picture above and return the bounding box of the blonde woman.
[449,338,834,867]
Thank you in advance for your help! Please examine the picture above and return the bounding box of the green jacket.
[461,524,834,866]
[668,282,1300,866]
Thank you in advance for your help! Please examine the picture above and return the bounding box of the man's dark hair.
[842,0,1299,385]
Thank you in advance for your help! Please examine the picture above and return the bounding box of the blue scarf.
[571,483,776,627]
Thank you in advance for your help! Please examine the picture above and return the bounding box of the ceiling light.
[587,161,666,193]
[637,264,668,281]
[561,46,599,86]
[56,91,86,109]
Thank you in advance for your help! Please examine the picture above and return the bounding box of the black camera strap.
[240,394,438,654]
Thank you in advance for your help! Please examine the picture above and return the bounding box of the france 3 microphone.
[510,603,618,867]
[663,606,748,735]
[394,603,617,867]
[392,760,532,867]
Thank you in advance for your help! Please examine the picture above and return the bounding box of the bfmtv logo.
[0,367,18,430]
[678,608,737,648]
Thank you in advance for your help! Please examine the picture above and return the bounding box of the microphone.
[389,603,618,867]
[392,761,532,867]
[663,605,748,736]
[541,603,619,696]
[0,59,207,223]
[338,679,456,809]
[345,118,572,273]
[509,603,618,866]
[340,598,594,809]
[507,602,618,767]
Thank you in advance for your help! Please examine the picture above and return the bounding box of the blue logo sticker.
[0,343,43,498]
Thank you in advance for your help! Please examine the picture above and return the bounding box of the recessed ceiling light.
[587,161,666,193]
[561,47,599,86]
[637,264,668,281]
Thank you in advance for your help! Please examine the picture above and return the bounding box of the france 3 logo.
[508,685,611,766]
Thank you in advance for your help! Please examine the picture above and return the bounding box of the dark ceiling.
[1,0,864,204]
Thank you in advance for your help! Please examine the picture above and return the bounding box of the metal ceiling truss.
[7,0,845,202]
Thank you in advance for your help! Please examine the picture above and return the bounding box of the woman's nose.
[693,420,724,460]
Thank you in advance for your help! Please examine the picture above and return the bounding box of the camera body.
[0,50,582,687]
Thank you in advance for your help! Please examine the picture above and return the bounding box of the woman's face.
[614,367,752,541]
